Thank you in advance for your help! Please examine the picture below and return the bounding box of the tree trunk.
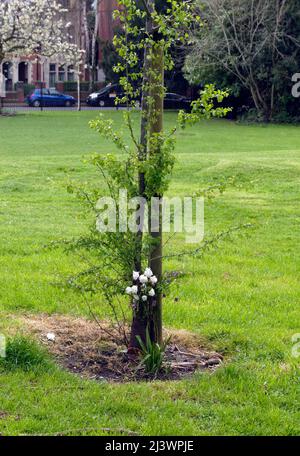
[91,0,100,90]
[0,45,4,115]
[148,41,164,346]
[129,12,153,351]
[77,65,81,112]
[249,84,270,122]
[129,41,165,351]
[82,0,91,86]
[269,82,275,122]
[129,2,164,349]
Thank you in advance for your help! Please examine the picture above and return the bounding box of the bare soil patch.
[0,411,9,419]
[19,314,224,382]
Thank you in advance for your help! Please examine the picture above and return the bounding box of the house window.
[58,65,65,82]
[67,65,75,82]
[49,63,56,87]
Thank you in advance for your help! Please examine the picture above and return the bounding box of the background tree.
[81,0,101,90]
[0,0,81,67]
[185,0,300,122]
[0,0,83,113]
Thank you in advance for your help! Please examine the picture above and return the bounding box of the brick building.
[99,0,120,41]
[1,0,120,92]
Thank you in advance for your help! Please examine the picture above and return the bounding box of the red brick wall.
[98,0,120,42]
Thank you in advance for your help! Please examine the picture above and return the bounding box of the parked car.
[164,92,191,111]
[86,84,127,107]
[87,84,191,111]
[27,89,76,107]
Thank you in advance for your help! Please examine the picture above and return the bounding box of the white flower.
[150,275,158,285]
[133,271,140,281]
[46,333,56,341]
[139,275,148,284]
[148,288,155,297]
[131,285,138,294]
[144,267,153,278]
[125,287,133,295]
[133,295,139,301]
[142,295,148,302]
[0,0,84,70]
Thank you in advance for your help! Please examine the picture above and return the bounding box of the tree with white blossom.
[0,0,83,97]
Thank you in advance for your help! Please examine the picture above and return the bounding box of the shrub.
[24,84,36,97]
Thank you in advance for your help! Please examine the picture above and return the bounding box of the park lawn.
[0,111,299,436]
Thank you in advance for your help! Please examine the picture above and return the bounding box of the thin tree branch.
[140,0,152,18]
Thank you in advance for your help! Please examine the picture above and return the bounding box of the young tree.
[65,0,231,352]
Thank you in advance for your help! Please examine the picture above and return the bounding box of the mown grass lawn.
[0,111,299,436]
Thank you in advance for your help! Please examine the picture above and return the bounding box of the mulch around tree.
[19,314,224,382]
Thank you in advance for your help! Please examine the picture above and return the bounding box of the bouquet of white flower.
[125,268,158,307]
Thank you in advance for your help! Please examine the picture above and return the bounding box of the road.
[2,106,126,112]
